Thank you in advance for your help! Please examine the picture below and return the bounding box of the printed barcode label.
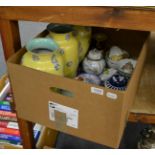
[49,101,79,129]
[91,87,104,95]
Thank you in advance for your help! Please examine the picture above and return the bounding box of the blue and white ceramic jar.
[83,48,106,75]
[75,73,101,85]
[105,73,128,91]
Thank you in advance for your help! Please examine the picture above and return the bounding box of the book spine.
[0,116,17,122]
[0,110,16,118]
[0,134,21,143]
[0,127,20,136]
[0,101,10,106]
[0,82,10,101]
[0,139,21,145]
[0,121,19,129]
[0,104,11,111]
[33,124,42,141]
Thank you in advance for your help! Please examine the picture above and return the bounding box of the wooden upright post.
[0,19,35,149]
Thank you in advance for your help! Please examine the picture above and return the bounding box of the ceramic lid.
[109,46,123,58]
[87,48,103,60]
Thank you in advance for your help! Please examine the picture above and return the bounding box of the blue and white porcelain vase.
[83,48,106,75]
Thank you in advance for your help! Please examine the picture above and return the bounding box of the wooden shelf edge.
[0,7,155,31]
[128,113,155,124]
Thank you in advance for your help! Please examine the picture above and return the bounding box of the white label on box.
[91,87,104,95]
[106,92,117,100]
[48,101,79,129]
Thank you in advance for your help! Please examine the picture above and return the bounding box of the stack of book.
[0,80,42,149]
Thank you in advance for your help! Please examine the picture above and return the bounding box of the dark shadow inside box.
[54,122,149,149]
[92,27,149,58]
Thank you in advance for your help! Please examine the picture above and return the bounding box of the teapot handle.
[26,37,59,52]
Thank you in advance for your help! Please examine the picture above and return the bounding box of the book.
[0,121,19,129]
[0,124,42,146]
[0,127,20,136]
[0,104,11,111]
[0,115,17,122]
[0,82,10,101]
[4,96,13,103]
[0,134,21,143]
[0,110,17,122]
[0,139,21,145]
[0,75,7,92]
[33,124,42,142]
[0,142,22,149]
[0,101,10,105]
[0,110,16,118]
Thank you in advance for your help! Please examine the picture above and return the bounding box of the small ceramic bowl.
[105,74,128,91]
[109,46,124,61]
[75,73,101,85]
[106,46,129,69]
[118,59,137,77]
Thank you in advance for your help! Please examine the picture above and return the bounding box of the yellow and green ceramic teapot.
[21,38,64,76]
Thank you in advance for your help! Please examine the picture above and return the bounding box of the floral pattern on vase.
[47,24,79,78]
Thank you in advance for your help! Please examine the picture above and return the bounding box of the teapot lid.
[87,48,103,60]
[109,46,123,58]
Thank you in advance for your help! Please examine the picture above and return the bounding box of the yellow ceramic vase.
[47,24,79,78]
[73,26,92,62]
[21,38,64,76]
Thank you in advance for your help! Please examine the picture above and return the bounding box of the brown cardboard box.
[7,29,149,148]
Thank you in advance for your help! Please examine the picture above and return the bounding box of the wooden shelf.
[1,7,155,31]
[129,33,155,123]
[0,6,155,148]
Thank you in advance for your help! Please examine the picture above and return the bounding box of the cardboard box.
[7,29,149,148]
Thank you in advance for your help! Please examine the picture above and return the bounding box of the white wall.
[0,21,48,77]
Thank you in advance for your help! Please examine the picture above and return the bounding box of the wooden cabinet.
[0,6,155,148]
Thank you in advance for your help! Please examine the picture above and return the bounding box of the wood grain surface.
[0,20,21,59]
[131,33,155,115]
[1,7,155,31]
[128,113,155,124]
[0,20,35,148]
[1,7,155,147]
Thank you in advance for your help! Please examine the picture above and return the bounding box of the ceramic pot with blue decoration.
[105,73,128,91]
[83,48,106,75]
[75,73,101,85]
